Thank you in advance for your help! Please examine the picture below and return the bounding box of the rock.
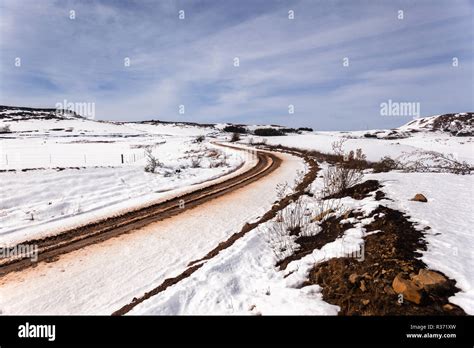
[360,280,367,292]
[311,209,334,222]
[392,274,424,304]
[443,304,454,311]
[411,193,427,202]
[349,273,359,284]
[412,269,448,293]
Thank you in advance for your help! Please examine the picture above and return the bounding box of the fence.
[0,150,146,170]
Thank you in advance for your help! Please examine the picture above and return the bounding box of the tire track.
[0,143,280,277]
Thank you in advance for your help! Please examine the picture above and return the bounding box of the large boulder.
[411,269,449,294]
[392,274,424,304]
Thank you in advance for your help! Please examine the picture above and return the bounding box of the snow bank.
[366,171,474,314]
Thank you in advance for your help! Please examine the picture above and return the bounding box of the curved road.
[0,143,281,276]
[0,146,306,315]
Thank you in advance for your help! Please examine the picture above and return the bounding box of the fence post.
[121,154,124,164]
[5,154,8,166]
[84,154,86,165]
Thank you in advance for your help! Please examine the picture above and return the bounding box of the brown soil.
[325,179,381,200]
[303,205,465,315]
[277,179,382,270]
[276,214,357,271]
[251,145,465,316]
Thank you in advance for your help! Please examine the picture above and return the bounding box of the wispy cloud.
[0,0,472,130]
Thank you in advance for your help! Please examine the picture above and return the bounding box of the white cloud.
[0,0,472,129]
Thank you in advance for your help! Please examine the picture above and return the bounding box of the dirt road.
[0,143,280,276]
[0,146,306,314]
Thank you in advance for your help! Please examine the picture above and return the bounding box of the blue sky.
[0,0,472,130]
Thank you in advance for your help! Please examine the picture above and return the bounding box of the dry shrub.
[144,147,161,173]
[398,150,471,175]
[323,139,366,193]
[230,132,241,142]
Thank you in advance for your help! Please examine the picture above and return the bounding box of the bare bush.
[310,165,347,222]
[264,220,300,261]
[0,124,11,133]
[275,185,313,234]
[263,172,321,260]
[190,156,202,168]
[397,150,471,175]
[144,147,161,173]
[195,135,205,143]
[230,132,241,142]
[323,165,363,194]
[264,182,313,260]
[373,156,400,173]
[210,153,228,168]
[322,140,366,194]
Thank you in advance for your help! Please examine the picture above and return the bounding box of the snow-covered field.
[363,172,474,314]
[129,152,473,316]
[130,118,474,315]
[0,109,472,316]
[0,115,248,244]
[262,130,474,164]
[0,151,304,314]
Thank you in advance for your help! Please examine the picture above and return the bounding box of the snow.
[258,130,473,314]
[129,179,383,315]
[1,110,472,315]
[262,131,474,164]
[364,171,474,314]
[0,151,305,314]
[0,117,248,244]
[0,143,246,245]
[130,221,340,315]
[399,113,473,136]
[128,166,473,315]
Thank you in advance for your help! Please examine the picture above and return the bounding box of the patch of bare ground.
[302,205,465,315]
[324,179,382,200]
[277,179,382,270]
[277,212,360,271]
[257,145,464,315]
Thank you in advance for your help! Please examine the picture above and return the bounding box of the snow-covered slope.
[399,112,473,136]
[0,106,244,244]
[0,105,84,121]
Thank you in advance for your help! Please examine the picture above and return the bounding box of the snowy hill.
[0,105,218,137]
[399,112,473,136]
[0,105,85,121]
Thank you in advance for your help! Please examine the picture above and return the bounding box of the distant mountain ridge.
[0,105,85,121]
